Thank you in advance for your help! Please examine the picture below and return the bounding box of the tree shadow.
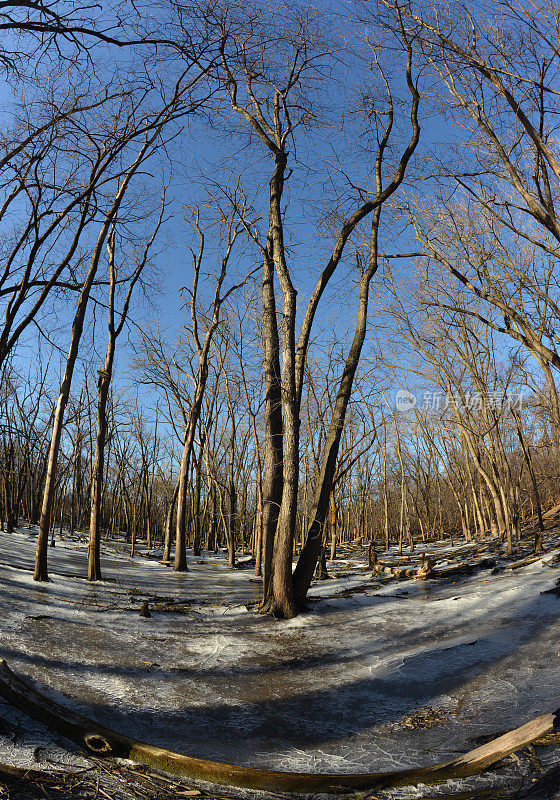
[0,590,558,766]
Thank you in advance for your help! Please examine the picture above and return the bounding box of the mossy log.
[0,660,558,793]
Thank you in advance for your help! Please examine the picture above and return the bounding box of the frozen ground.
[0,528,560,798]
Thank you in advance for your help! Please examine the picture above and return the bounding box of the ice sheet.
[0,528,559,797]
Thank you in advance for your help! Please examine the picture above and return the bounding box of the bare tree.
[381,0,560,422]
[34,85,189,581]
[173,197,257,572]
[87,199,165,580]
[217,7,420,615]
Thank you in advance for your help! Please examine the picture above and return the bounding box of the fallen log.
[0,660,558,793]
[371,558,434,581]
[506,555,541,570]
[431,558,497,579]
[235,556,256,569]
[372,563,415,580]
[0,760,73,785]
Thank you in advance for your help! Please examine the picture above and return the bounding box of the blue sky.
[0,0,543,449]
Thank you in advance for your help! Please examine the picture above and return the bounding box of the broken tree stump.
[139,602,151,618]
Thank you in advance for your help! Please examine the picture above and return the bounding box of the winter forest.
[2,1,560,798]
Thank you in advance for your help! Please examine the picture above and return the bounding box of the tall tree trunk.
[87,355,113,580]
[512,407,544,552]
[254,478,263,577]
[162,479,179,562]
[34,255,102,580]
[292,207,382,608]
[191,435,206,558]
[174,397,203,571]
[259,172,284,610]
[329,487,337,561]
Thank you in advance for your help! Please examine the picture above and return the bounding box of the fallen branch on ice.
[0,659,558,793]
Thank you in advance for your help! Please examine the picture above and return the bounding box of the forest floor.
[0,525,560,799]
